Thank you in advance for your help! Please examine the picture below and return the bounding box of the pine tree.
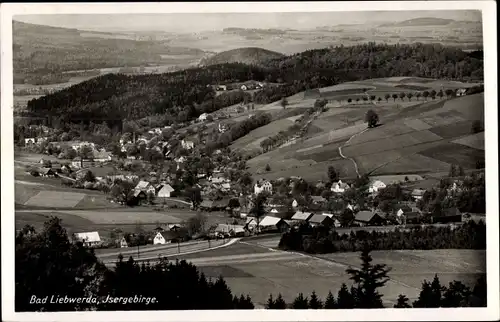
[308,291,323,309]
[413,280,438,308]
[292,293,309,309]
[442,281,471,307]
[345,243,391,308]
[266,294,275,309]
[324,291,336,309]
[393,294,411,308]
[458,166,465,177]
[430,274,445,306]
[274,293,287,309]
[336,283,355,309]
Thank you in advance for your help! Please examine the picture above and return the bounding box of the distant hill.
[379,17,457,27]
[199,47,285,66]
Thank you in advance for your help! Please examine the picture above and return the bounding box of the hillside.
[199,47,284,66]
[379,17,456,27]
[13,21,206,84]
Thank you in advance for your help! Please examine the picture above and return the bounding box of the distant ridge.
[199,47,285,66]
[379,17,456,27]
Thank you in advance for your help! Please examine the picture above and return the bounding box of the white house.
[291,211,313,221]
[331,180,351,193]
[74,232,101,247]
[254,180,273,195]
[292,199,299,208]
[181,140,194,150]
[456,88,467,96]
[157,184,175,198]
[24,138,36,145]
[240,84,248,91]
[120,237,128,248]
[153,232,171,245]
[270,208,279,213]
[218,123,228,133]
[199,113,209,121]
[411,188,426,201]
[368,180,387,193]
[70,141,95,151]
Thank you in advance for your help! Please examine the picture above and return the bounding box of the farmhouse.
[254,180,273,195]
[74,232,101,247]
[331,180,351,193]
[245,217,258,230]
[216,85,227,91]
[200,200,215,211]
[368,180,387,193]
[24,138,36,145]
[240,84,248,91]
[308,214,334,228]
[292,199,299,208]
[181,140,195,150]
[354,211,385,227]
[71,157,94,169]
[291,211,314,222]
[120,237,129,248]
[432,207,462,224]
[456,88,467,96]
[135,180,156,194]
[38,167,57,177]
[153,231,180,245]
[258,216,289,233]
[311,196,326,204]
[157,184,175,198]
[199,113,209,121]
[411,188,426,201]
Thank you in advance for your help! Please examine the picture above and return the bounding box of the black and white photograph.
[1,2,498,321]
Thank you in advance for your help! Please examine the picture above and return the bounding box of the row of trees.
[16,219,486,311]
[279,221,486,254]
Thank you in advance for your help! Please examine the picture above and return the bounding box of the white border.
[1,2,498,322]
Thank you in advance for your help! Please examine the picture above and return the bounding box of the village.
[18,116,484,251]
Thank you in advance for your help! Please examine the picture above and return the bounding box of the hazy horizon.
[14,10,481,33]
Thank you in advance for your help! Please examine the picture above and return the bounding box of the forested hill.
[26,43,484,126]
[379,17,456,27]
[199,47,284,66]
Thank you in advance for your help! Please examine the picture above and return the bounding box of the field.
[172,239,486,308]
[453,132,485,150]
[244,83,484,181]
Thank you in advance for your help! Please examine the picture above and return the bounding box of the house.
[432,208,462,224]
[291,211,314,222]
[120,237,129,248]
[368,180,387,193]
[199,113,209,121]
[74,232,101,247]
[39,167,56,177]
[94,151,112,163]
[218,123,228,133]
[132,190,147,204]
[51,163,62,173]
[354,211,385,227]
[331,180,351,193]
[24,138,36,145]
[292,199,299,208]
[157,184,175,198]
[240,84,248,91]
[456,88,467,97]
[71,157,94,169]
[216,85,227,91]
[254,180,273,195]
[69,141,95,152]
[181,140,194,150]
[411,189,426,201]
[200,200,215,211]
[270,208,279,213]
[308,214,334,228]
[258,216,289,232]
[221,183,231,191]
[245,216,258,230]
[135,180,156,194]
[311,196,326,204]
[153,231,181,245]
[212,198,231,211]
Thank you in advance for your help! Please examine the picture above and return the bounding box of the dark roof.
[39,167,54,175]
[355,211,380,223]
[158,230,181,240]
[308,214,333,224]
[133,190,146,198]
[404,212,422,219]
[443,208,461,217]
[213,198,231,208]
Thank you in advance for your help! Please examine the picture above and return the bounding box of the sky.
[14,10,482,33]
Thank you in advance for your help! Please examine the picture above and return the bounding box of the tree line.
[278,221,486,254]
[16,218,486,311]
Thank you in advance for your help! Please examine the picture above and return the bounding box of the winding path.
[338,128,368,178]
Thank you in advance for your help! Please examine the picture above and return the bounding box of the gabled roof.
[39,167,54,175]
[246,216,257,224]
[133,190,146,198]
[74,232,101,243]
[412,188,426,196]
[308,214,332,224]
[156,231,181,240]
[311,196,326,203]
[258,216,282,227]
[355,211,379,223]
[158,184,175,194]
[443,207,461,217]
[291,211,313,221]
[135,180,151,190]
